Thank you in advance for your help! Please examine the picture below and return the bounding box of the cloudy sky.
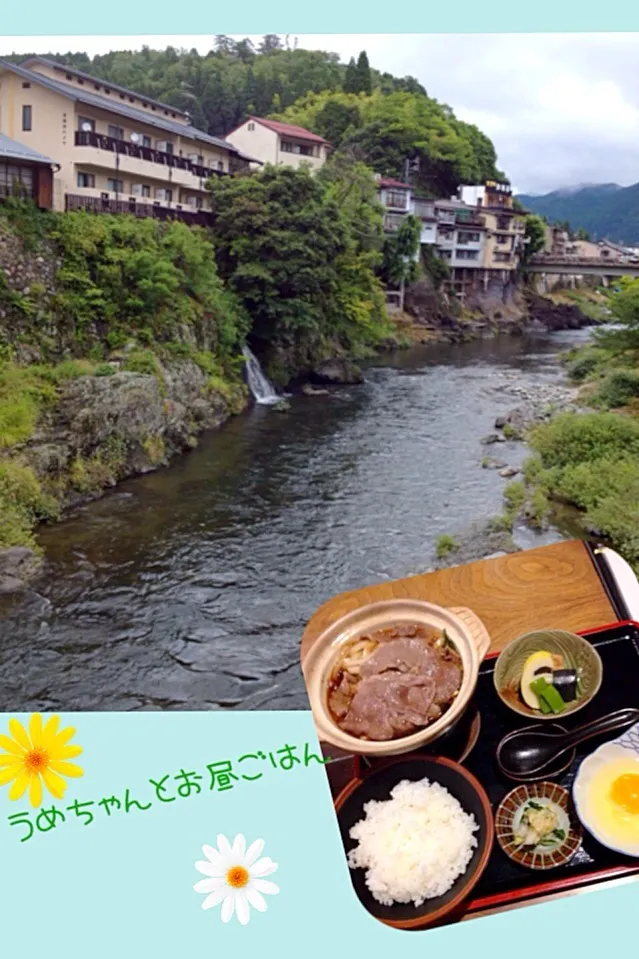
[3,33,639,195]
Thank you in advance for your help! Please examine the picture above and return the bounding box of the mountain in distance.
[516,182,639,247]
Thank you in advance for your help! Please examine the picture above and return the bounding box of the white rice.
[347,777,479,906]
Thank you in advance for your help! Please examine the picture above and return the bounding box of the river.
[0,328,593,713]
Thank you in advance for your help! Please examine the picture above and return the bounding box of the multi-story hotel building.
[0,57,258,224]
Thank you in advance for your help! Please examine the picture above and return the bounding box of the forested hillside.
[517,183,639,247]
[8,37,502,198]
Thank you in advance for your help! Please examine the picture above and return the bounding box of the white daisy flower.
[194,833,279,925]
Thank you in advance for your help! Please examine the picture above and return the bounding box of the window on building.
[438,249,453,260]
[22,82,31,89]
[495,234,510,245]
[108,125,124,140]
[77,172,95,188]
[457,231,480,244]
[142,135,152,149]
[132,183,151,198]
[248,122,255,131]
[385,190,408,209]
[78,116,95,132]
[107,178,123,193]
[0,162,34,198]
[22,105,32,131]
[217,161,224,171]
[456,250,479,260]
[155,187,172,201]
[496,216,510,231]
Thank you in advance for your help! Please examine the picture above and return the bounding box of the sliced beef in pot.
[359,637,441,679]
[433,659,463,705]
[340,672,437,741]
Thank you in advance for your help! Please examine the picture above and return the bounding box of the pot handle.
[449,607,492,661]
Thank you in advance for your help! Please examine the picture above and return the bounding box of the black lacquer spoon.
[496,708,639,779]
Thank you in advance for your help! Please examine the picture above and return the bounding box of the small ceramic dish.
[494,629,603,721]
[573,720,639,857]
[495,781,583,870]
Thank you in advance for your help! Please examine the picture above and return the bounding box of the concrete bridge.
[526,256,639,278]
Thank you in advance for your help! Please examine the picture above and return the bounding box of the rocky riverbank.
[402,276,598,346]
[0,356,250,592]
[433,366,587,570]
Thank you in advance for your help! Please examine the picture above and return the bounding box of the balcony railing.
[74,130,228,181]
[65,193,214,227]
[455,211,485,227]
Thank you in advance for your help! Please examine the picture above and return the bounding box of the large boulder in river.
[526,293,596,331]
[311,358,364,386]
[19,359,240,506]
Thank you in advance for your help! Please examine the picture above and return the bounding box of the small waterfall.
[241,344,280,406]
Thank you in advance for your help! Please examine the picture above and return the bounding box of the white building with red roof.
[225,116,331,173]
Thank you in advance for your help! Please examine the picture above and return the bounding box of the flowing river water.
[0,328,593,713]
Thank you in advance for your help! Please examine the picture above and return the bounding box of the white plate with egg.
[573,722,639,857]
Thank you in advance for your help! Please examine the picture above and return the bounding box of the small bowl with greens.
[495,782,583,870]
[494,629,603,721]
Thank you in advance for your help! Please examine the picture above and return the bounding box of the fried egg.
[577,749,639,854]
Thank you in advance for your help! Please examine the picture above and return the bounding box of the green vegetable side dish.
[513,800,568,850]
[520,650,580,714]
[529,676,567,715]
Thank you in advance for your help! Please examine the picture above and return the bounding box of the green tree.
[206,166,387,370]
[596,279,639,353]
[313,99,361,145]
[380,215,422,288]
[259,35,283,55]
[276,89,501,197]
[344,57,358,93]
[355,51,372,95]
[522,214,547,262]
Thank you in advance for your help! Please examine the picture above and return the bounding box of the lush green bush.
[526,412,639,568]
[436,534,459,559]
[0,460,60,550]
[504,480,526,518]
[565,346,608,382]
[46,212,248,358]
[529,412,639,469]
[94,363,116,377]
[595,369,639,409]
[122,349,162,377]
[0,362,55,447]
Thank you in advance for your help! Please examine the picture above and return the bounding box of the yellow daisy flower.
[0,713,83,808]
